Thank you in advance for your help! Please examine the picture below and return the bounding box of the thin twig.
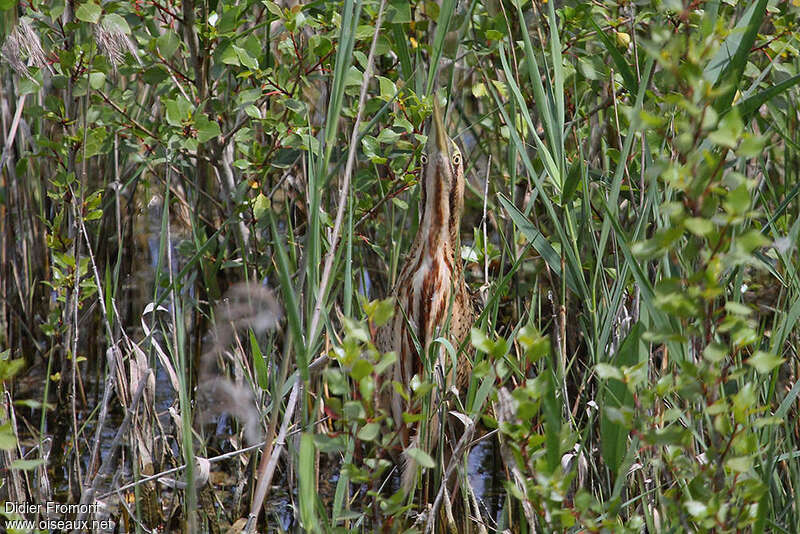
[98,416,329,501]
[306,0,387,354]
[96,90,157,139]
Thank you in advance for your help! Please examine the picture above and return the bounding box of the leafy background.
[0,0,799,532]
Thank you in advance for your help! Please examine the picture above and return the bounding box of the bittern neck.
[417,161,452,253]
[448,175,464,255]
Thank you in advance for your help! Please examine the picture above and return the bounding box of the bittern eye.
[452,152,461,165]
[420,154,428,165]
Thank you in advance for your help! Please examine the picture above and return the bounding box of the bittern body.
[376,99,474,491]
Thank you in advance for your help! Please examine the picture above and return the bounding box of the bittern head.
[419,98,465,248]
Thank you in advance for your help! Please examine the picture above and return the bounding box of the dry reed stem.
[425,412,475,533]
[0,95,26,171]
[245,378,300,533]
[73,369,152,531]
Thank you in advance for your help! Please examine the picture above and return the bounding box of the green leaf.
[75,1,102,24]
[406,447,435,469]
[632,227,683,259]
[250,329,268,389]
[363,297,394,327]
[143,65,169,85]
[561,157,583,204]
[18,72,42,95]
[708,109,744,148]
[357,422,380,442]
[360,135,386,164]
[589,18,638,95]
[376,128,401,144]
[703,343,727,363]
[724,184,751,215]
[377,76,397,101]
[219,44,240,66]
[747,351,784,374]
[725,456,753,473]
[342,401,367,421]
[262,0,283,18]
[385,0,411,24]
[374,351,396,376]
[600,323,645,475]
[253,193,270,221]
[595,363,623,382]
[470,328,493,354]
[350,359,373,381]
[298,433,319,532]
[102,13,130,34]
[684,217,713,237]
[88,71,105,90]
[735,230,769,253]
[165,96,193,127]
[324,369,348,396]
[517,325,549,363]
[733,383,756,423]
[233,45,259,70]
[244,104,261,119]
[344,65,363,86]
[157,30,180,59]
[0,421,16,450]
[542,371,561,474]
[195,115,221,143]
[82,127,108,159]
[11,459,45,471]
[737,134,766,158]
[0,357,25,381]
[0,0,16,11]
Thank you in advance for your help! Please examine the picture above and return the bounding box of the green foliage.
[1,0,798,532]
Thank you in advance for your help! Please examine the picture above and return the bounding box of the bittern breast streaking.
[376,98,474,490]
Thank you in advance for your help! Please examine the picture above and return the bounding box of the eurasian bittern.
[376,98,474,493]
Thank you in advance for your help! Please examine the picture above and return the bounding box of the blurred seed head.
[199,377,264,445]
[1,18,47,79]
[95,18,140,69]
[198,283,283,445]
[773,236,793,255]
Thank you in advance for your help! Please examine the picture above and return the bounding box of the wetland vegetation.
[1,0,800,532]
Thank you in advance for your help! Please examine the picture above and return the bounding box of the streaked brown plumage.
[375,98,474,492]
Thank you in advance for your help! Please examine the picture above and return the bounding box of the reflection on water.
[468,438,505,525]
